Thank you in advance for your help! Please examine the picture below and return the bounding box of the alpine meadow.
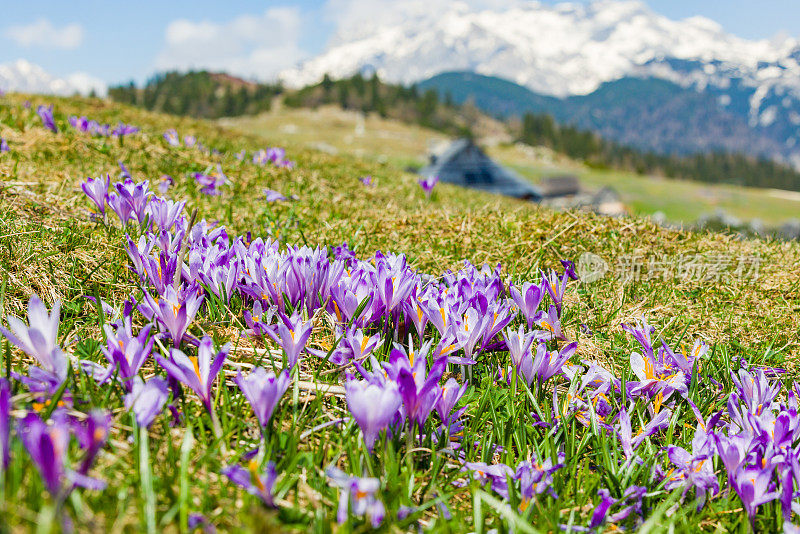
[2,2,800,532]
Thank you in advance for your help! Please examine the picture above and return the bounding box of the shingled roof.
[419,139,542,201]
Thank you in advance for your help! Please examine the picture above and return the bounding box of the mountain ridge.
[418,72,790,160]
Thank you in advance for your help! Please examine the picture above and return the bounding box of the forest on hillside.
[519,113,800,191]
[109,71,281,118]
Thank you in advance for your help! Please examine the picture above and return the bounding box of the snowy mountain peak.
[280,0,798,98]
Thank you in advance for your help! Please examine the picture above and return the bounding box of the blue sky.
[1,0,798,87]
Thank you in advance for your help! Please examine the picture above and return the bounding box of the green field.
[226,105,800,226]
[1,93,800,532]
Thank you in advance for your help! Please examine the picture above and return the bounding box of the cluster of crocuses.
[0,300,111,500]
[69,176,800,528]
[656,367,800,531]
[68,172,585,525]
[163,128,293,176]
[163,129,198,149]
[192,164,229,196]
[5,155,800,529]
[162,129,223,157]
[69,115,139,138]
[236,146,293,169]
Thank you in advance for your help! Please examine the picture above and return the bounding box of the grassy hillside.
[0,93,799,532]
[224,105,800,226]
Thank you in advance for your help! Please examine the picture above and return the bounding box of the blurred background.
[3,0,800,237]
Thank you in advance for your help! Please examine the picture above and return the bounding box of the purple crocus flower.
[516,452,566,503]
[156,336,229,413]
[69,115,86,132]
[140,284,204,347]
[532,341,578,384]
[124,377,169,428]
[81,319,153,391]
[628,343,687,400]
[81,174,110,216]
[37,105,57,133]
[188,513,215,533]
[345,379,402,452]
[503,325,535,384]
[461,461,516,498]
[664,441,718,509]
[193,166,227,196]
[0,378,10,470]
[585,486,647,531]
[622,318,655,360]
[327,467,385,528]
[731,368,781,414]
[164,129,180,146]
[254,147,293,168]
[158,174,173,194]
[0,138,8,153]
[0,295,68,391]
[183,135,197,147]
[103,318,154,385]
[435,377,468,427]
[95,122,111,137]
[714,432,750,485]
[118,161,132,180]
[146,197,185,232]
[109,178,151,225]
[418,175,439,197]
[542,268,568,315]
[509,282,543,329]
[394,350,446,427]
[19,410,105,494]
[586,489,617,531]
[263,189,287,202]
[242,301,278,338]
[235,368,290,431]
[111,122,139,137]
[359,176,373,186]
[222,460,278,507]
[18,411,71,495]
[70,410,111,486]
[733,465,780,523]
[266,312,313,369]
[342,328,380,361]
[454,308,488,365]
[107,194,133,225]
[616,407,672,460]
[533,305,566,341]
[561,259,579,281]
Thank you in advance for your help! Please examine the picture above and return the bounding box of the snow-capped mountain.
[280,0,800,165]
[281,0,798,97]
[0,59,107,97]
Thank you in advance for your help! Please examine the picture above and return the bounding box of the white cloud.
[5,19,84,50]
[154,7,306,81]
[0,59,106,96]
[323,0,525,43]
